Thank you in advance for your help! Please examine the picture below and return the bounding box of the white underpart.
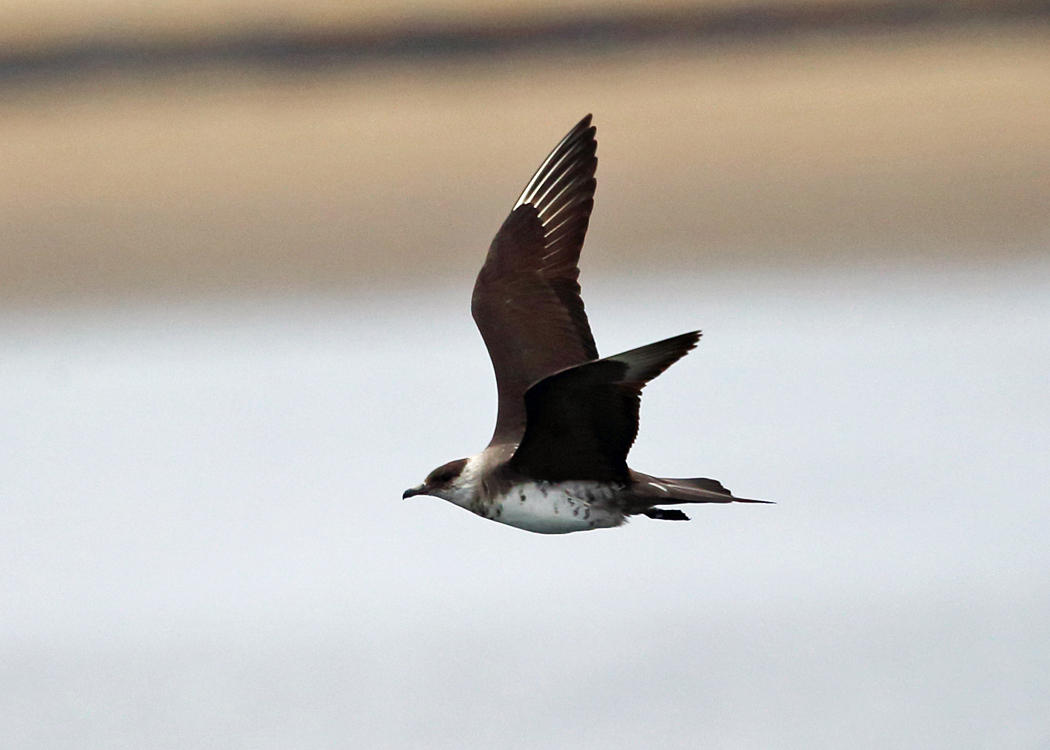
[436,456,623,534]
[490,482,623,534]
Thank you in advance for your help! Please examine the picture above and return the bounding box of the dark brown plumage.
[472,115,598,446]
[510,331,701,482]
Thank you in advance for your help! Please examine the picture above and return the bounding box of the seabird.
[404,115,769,533]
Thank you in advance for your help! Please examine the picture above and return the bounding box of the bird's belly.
[487,482,623,534]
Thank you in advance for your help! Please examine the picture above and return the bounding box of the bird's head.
[403,458,471,501]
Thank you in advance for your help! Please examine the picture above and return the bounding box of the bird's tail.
[629,473,772,521]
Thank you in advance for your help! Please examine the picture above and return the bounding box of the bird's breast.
[484,481,623,534]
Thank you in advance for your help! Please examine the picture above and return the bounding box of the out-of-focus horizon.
[3,3,1049,749]
[3,0,1049,306]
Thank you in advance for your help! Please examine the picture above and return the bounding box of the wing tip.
[664,330,703,354]
[514,116,598,211]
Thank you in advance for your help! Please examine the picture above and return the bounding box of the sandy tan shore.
[3,0,1004,52]
[3,24,1049,306]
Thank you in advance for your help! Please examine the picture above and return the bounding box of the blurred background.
[3,1,1049,748]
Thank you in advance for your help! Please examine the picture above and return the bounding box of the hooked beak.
[402,485,426,499]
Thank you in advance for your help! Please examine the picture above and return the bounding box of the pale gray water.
[2,262,1049,748]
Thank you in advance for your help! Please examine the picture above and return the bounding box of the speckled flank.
[484,481,624,534]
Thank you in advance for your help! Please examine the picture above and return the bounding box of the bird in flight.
[404,115,768,533]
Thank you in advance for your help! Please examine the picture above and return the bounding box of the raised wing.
[472,115,599,447]
[509,331,701,481]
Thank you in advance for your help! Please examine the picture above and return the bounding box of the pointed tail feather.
[658,477,773,504]
[630,473,773,517]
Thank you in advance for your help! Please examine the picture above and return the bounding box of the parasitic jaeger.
[404,115,769,533]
